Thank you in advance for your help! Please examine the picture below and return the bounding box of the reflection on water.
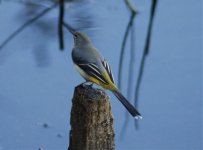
[0,0,201,150]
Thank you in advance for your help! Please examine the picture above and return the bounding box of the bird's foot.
[79,81,94,88]
[89,83,94,87]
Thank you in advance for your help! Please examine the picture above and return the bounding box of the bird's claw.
[79,82,94,88]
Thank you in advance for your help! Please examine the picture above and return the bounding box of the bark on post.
[68,84,115,150]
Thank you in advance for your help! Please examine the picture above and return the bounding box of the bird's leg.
[79,81,94,87]
[89,83,94,87]
[79,81,88,87]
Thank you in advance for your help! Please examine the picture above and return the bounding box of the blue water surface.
[0,0,202,150]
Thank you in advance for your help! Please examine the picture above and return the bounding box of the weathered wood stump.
[68,84,115,150]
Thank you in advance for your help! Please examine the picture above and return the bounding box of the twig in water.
[119,0,138,136]
[2,0,50,8]
[133,0,158,128]
[0,3,57,50]
[62,21,75,32]
[124,0,138,13]
[120,21,136,138]
[118,0,138,89]
[144,0,157,55]
[58,0,65,50]
[118,12,135,89]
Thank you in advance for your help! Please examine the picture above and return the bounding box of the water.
[0,0,202,149]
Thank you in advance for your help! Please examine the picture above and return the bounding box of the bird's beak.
[69,28,76,36]
[63,22,76,36]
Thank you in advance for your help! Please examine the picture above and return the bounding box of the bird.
[63,23,142,119]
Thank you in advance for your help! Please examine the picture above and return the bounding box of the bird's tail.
[112,89,142,119]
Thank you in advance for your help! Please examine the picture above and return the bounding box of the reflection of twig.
[118,12,135,89]
[124,0,138,13]
[58,0,65,50]
[0,3,57,50]
[144,0,157,55]
[134,0,157,128]
[119,0,138,139]
[120,22,136,138]
[1,0,51,8]
[118,0,138,89]
[63,21,75,32]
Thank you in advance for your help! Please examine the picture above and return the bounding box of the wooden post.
[68,84,115,150]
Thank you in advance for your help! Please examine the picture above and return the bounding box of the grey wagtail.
[64,23,142,119]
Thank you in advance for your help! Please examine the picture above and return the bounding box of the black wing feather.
[77,63,109,85]
[102,59,115,84]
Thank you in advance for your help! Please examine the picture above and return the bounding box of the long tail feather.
[112,90,142,119]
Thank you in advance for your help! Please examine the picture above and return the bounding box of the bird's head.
[63,23,91,46]
[72,31,91,46]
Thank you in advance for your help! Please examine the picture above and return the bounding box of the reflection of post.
[68,85,115,150]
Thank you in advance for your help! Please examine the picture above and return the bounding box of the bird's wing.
[73,57,109,85]
[101,59,115,84]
